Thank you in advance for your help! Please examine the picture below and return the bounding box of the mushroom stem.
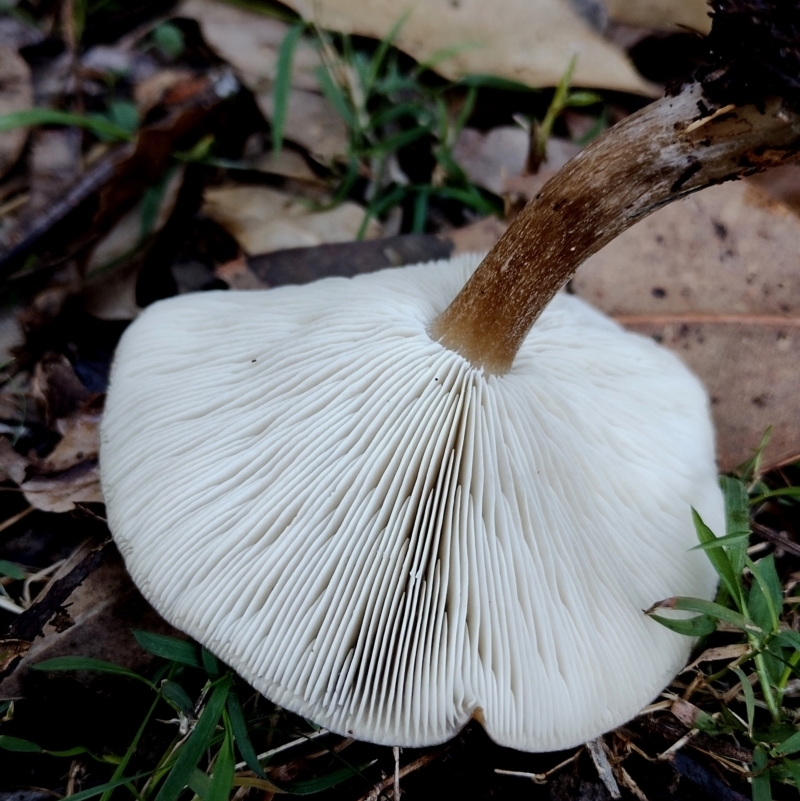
[430,82,800,374]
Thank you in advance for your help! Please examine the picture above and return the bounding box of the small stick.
[495,747,582,784]
[357,750,445,801]
[393,746,401,801]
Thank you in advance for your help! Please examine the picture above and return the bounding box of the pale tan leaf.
[254,85,349,162]
[671,698,709,729]
[453,126,529,196]
[177,0,322,92]
[573,181,800,471]
[0,437,28,485]
[202,185,381,255]
[250,146,324,183]
[453,126,581,197]
[284,0,656,94]
[606,0,711,33]
[0,45,32,181]
[684,644,749,673]
[176,0,349,159]
[447,216,508,254]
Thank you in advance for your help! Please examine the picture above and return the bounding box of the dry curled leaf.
[0,45,33,181]
[21,461,104,513]
[39,397,103,475]
[202,184,381,254]
[574,181,800,471]
[284,0,655,94]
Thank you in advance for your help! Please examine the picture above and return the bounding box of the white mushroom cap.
[100,252,722,751]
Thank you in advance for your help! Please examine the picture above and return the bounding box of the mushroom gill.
[101,253,721,750]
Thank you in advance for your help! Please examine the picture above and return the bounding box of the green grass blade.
[691,532,750,551]
[272,22,305,155]
[411,189,429,234]
[226,692,266,777]
[781,758,800,796]
[206,720,235,801]
[738,426,772,483]
[413,42,481,75]
[457,74,540,92]
[361,124,429,156]
[0,560,25,579]
[33,656,152,687]
[731,665,756,736]
[133,630,202,667]
[746,554,782,633]
[752,746,773,801]
[154,677,231,801]
[649,596,760,633]
[751,487,800,505]
[363,11,410,97]
[285,761,377,795]
[692,508,743,607]
[535,54,577,161]
[100,690,163,801]
[161,681,194,716]
[201,648,220,678]
[314,64,356,130]
[435,185,499,216]
[564,90,602,107]
[0,734,42,752]
[0,108,134,141]
[776,731,800,757]
[647,613,716,637]
[368,102,427,130]
[64,772,153,801]
[188,768,210,798]
[357,185,406,239]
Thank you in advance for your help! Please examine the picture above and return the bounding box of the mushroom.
[100,0,800,751]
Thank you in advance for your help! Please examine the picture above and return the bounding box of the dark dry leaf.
[0,540,180,697]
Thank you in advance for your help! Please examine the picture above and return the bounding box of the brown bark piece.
[573,181,800,471]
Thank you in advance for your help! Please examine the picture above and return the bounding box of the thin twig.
[233,728,331,772]
[0,506,33,536]
[356,749,445,801]
[496,748,583,784]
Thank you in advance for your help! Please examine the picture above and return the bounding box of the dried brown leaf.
[39,397,103,474]
[202,185,381,254]
[0,45,33,181]
[573,181,800,471]
[0,539,179,697]
[22,461,104,513]
[31,353,91,425]
[284,0,655,94]
[683,644,749,673]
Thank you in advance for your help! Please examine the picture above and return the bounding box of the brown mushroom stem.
[430,82,800,374]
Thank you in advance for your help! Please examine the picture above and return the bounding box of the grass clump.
[647,437,800,801]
